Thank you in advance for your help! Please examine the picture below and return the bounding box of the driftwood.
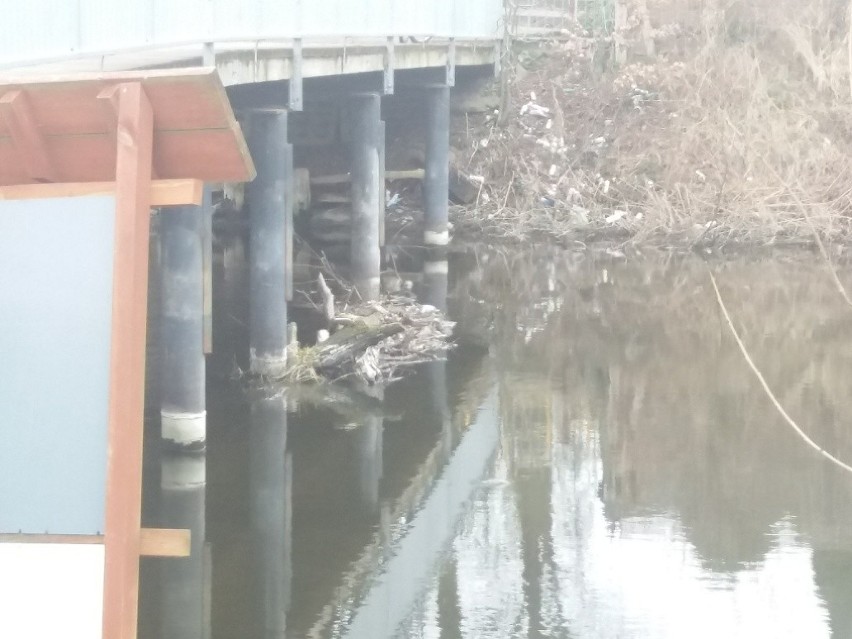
[317,272,335,325]
[265,295,455,385]
[449,165,481,204]
[314,323,405,377]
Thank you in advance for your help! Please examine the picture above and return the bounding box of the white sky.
[0,544,104,639]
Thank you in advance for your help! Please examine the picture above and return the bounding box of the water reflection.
[248,393,292,638]
[159,453,208,639]
[140,244,852,638]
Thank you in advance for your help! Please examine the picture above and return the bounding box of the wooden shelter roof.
[0,67,254,186]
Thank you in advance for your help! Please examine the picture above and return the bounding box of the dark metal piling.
[423,84,451,246]
[160,203,206,449]
[349,93,383,301]
[246,109,293,376]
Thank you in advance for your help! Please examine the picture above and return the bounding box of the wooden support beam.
[0,528,191,558]
[0,90,57,182]
[101,81,154,639]
[140,527,191,558]
[0,178,202,206]
[310,168,424,186]
[98,85,160,180]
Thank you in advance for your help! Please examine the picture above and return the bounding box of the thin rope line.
[709,269,852,475]
[762,159,852,309]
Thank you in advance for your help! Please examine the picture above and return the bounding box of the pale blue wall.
[0,195,115,535]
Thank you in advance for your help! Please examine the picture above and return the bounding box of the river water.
[137,240,852,639]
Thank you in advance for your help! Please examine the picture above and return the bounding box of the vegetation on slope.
[456,0,852,249]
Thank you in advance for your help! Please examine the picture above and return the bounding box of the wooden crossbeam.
[311,168,424,185]
[0,178,203,205]
[0,90,57,182]
[98,85,161,180]
[0,528,191,558]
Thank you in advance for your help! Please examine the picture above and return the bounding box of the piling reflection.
[159,453,208,639]
[248,392,292,638]
[142,237,852,638]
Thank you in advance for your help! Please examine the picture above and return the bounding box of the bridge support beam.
[246,109,293,376]
[160,203,207,450]
[423,84,451,246]
[349,93,383,301]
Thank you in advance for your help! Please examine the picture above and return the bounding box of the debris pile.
[453,5,852,250]
[277,275,455,386]
[314,299,455,384]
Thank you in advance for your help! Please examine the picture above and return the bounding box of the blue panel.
[0,196,115,535]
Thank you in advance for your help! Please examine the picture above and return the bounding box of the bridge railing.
[0,0,505,69]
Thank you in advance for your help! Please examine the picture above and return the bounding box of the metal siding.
[152,0,208,43]
[79,0,150,50]
[0,0,504,74]
[0,1,79,64]
[300,0,339,37]
[257,0,297,39]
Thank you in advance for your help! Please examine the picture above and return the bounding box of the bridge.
[0,0,504,102]
[0,3,516,638]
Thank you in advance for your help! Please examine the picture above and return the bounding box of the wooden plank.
[0,528,191,558]
[0,132,251,184]
[0,69,231,134]
[139,528,191,558]
[311,168,424,185]
[0,178,202,205]
[516,8,569,19]
[0,90,57,182]
[0,68,255,186]
[316,193,351,203]
[515,26,566,35]
[101,81,153,639]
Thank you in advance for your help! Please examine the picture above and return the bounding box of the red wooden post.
[101,81,154,639]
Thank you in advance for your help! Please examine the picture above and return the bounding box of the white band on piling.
[423,260,449,275]
[424,229,450,246]
[161,454,206,490]
[161,410,207,448]
[354,276,381,300]
[249,349,289,377]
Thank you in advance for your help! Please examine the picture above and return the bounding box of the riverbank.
[452,2,852,252]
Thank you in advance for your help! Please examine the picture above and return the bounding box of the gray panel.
[0,196,115,535]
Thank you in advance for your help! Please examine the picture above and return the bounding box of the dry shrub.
[458,0,852,248]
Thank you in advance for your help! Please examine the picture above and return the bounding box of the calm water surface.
[138,242,852,638]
